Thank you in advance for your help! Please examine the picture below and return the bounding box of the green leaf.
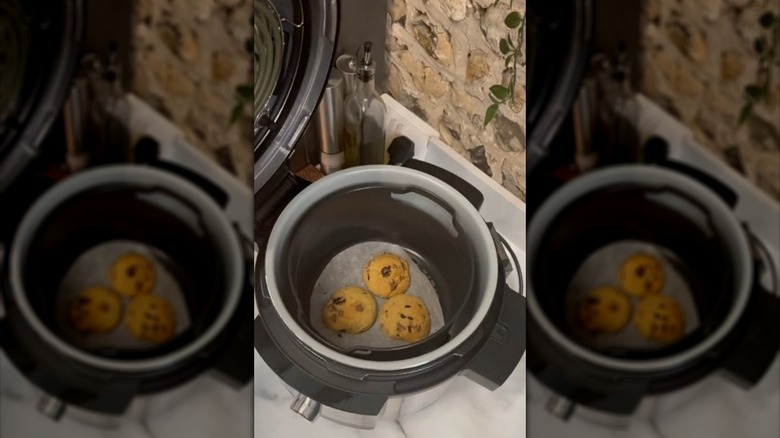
[484,104,499,126]
[738,103,753,125]
[505,12,522,29]
[754,37,767,54]
[229,104,244,125]
[744,84,765,100]
[759,12,775,28]
[499,39,511,55]
[490,85,511,100]
[236,84,253,100]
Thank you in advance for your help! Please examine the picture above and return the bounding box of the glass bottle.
[343,41,387,167]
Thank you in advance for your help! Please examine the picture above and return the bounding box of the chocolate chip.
[136,281,144,291]
[381,266,392,277]
[333,296,346,305]
[400,314,406,319]
[127,266,137,277]
[390,280,398,291]
[609,304,619,312]
[407,326,412,333]
[355,304,364,312]
[636,266,646,277]
[405,305,411,308]
[408,316,414,320]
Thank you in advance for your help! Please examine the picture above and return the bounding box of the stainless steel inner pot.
[263,165,500,371]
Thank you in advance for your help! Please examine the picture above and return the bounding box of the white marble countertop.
[0,350,253,438]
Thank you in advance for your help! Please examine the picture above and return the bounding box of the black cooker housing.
[255,138,526,416]
[528,131,780,416]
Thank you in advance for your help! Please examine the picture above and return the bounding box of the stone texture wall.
[386,0,527,201]
[641,0,780,200]
[130,0,253,185]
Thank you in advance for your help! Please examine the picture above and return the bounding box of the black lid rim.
[0,0,84,193]
[253,0,339,195]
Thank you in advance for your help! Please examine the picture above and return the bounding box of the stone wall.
[641,0,780,200]
[386,0,527,201]
[130,0,253,185]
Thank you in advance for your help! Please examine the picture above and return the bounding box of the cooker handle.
[134,136,230,208]
[211,248,254,388]
[720,290,780,387]
[387,136,485,210]
[210,309,254,388]
[644,136,739,208]
[461,285,526,391]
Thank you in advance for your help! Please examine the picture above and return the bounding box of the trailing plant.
[230,84,253,125]
[485,1,525,126]
[230,36,254,126]
[739,10,780,125]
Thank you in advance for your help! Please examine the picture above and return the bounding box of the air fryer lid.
[253,0,338,194]
[0,0,82,191]
[528,165,753,373]
[7,166,244,373]
[263,166,501,371]
[527,0,592,173]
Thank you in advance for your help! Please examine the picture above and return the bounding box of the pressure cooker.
[255,161,525,429]
[526,147,780,420]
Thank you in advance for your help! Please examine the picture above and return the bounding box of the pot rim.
[527,164,753,373]
[8,165,244,373]
[263,165,499,371]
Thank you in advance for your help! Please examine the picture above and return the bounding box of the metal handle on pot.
[134,136,230,208]
[387,136,485,210]
[461,285,526,391]
[719,230,780,387]
[644,136,739,208]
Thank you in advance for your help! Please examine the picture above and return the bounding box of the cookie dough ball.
[125,294,176,343]
[634,294,685,344]
[619,252,665,298]
[363,253,410,298]
[67,287,123,335]
[109,253,156,298]
[576,287,632,335]
[322,286,378,334]
[379,295,431,343]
